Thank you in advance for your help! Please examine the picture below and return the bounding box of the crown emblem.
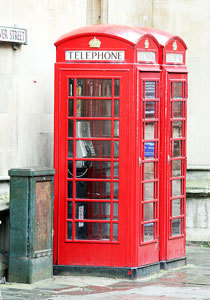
[145,39,149,49]
[89,37,101,48]
[173,41,177,51]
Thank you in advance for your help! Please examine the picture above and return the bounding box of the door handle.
[139,157,142,167]
[167,155,170,164]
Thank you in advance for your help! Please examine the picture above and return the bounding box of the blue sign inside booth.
[144,142,154,157]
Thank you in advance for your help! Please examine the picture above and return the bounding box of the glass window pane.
[144,162,155,180]
[76,181,111,199]
[172,180,182,197]
[172,160,182,177]
[67,201,73,219]
[173,121,183,138]
[76,120,111,138]
[67,222,72,240]
[76,79,112,97]
[173,140,182,157]
[114,79,119,96]
[113,223,118,241]
[145,122,155,140]
[145,81,155,99]
[145,101,155,119]
[113,203,118,220]
[114,182,119,199]
[75,222,110,240]
[144,182,154,201]
[76,140,111,158]
[114,141,119,158]
[68,99,73,116]
[69,78,74,96]
[76,99,111,117]
[144,202,154,221]
[67,181,73,198]
[68,120,73,137]
[172,219,181,236]
[172,199,181,217]
[172,82,183,99]
[173,102,183,118]
[75,202,110,220]
[114,162,119,178]
[114,100,119,117]
[68,140,73,158]
[114,121,119,137]
[144,223,154,241]
[76,161,111,179]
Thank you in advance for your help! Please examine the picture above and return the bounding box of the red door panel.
[166,72,187,260]
[137,71,161,266]
[55,68,131,267]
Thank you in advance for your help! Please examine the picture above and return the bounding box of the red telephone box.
[54,25,188,278]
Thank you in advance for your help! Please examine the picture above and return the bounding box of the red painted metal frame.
[54,24,188,269]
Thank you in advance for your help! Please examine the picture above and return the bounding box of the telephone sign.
[54,24,188,278]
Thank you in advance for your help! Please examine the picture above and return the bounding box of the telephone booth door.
[137,70,161,266]
[165,72,187,260]
[55,67,131,267]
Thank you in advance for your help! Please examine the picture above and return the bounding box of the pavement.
[1,245,210,300]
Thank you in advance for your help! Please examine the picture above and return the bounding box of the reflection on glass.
[145,122,155,140]
[114,182,119,199]
[144,202,154,221]
[75,222,110,240]
[173,102,183,118]
[145,81,156,99]
[173,140,182,157]
[67,201,73,219]
[113,203,118,220]
[145,101,155,119]
[114,79,119,96]
[113,223,118,241]
[172,180,182,197]
[114,141,119,158]
[76,100,111,117]
[172,82,183,99]
[144,162,154,180]
[76,79,112,97]
[76,140,111,158]
[172,219,181,236]
[114,100,119,117]
[114,121,119,137]
[68,120,73,137]
[69,78,74,96]
[75,202,110,220]
[173,121,183,138]
[172,199,181,217]
[67,222,72,240]
[76,120,111,138]
[172,160,182,177]
[144,182,154,201]
[68,99,73,116]
[76,181,111,199]
[144,223,154,241]
[67,181,73,198]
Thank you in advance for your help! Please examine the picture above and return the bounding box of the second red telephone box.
[54,25,188,278]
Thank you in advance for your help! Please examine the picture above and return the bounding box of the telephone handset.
[68,121,95,178]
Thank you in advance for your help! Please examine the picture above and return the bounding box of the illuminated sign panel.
[137,51,156,62]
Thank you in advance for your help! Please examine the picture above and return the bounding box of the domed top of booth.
[55,24,158,47]
[55,24,187,65]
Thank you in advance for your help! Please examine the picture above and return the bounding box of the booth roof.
[55,24,187,49]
